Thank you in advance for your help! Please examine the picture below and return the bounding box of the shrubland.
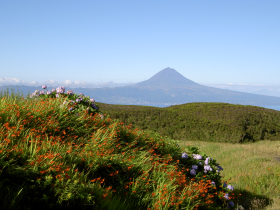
[1,86,280,210]
[97,102,280,144]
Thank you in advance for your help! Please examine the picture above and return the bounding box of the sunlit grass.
[177,140,280,209]
[0,86,247,210]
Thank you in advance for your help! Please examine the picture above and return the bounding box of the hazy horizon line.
[1,77,280,88]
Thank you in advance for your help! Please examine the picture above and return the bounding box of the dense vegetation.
[97,102,280,144]
[0,87,240,210]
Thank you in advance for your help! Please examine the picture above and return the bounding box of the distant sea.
[257,105,280,112]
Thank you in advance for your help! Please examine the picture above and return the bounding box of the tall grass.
[177,140,280,210]
[0,86,269,210]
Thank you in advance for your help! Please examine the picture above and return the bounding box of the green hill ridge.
[98,102,280,144]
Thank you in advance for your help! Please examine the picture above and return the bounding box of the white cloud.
[64,80,73,85]
[235,83,265,86]
[222,83,266,86]
[30,81,38,85]
[0,77,25,85]
[0,77,136,88]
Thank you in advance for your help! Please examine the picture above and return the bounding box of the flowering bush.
[145,130,238,209]
[26,85,104,119]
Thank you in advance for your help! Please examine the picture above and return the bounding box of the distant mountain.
[1,67,280,106]
[134,67,199,88]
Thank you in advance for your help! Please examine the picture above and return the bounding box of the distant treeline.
[97,102,280,144]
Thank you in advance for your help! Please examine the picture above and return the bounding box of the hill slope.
[98,102,280,144]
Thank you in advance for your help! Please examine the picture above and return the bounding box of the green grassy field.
[0,86,280,210]
[176,140,280,210]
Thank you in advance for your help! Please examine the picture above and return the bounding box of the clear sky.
[1,0,279,88]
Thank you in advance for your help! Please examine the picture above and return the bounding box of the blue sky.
[1,0,280,90]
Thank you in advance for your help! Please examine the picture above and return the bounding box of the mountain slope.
[134,67,199,88]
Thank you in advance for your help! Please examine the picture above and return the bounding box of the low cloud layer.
[0,77,136,89]
[202,83,280,97]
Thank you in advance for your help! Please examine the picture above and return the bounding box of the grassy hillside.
[0,87,242,210]
[97,102,280,144]
[1,86,280,210]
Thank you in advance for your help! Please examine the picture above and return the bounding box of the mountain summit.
[135,67,199,88]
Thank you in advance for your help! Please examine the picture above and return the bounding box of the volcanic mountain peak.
[135,67,199,88]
